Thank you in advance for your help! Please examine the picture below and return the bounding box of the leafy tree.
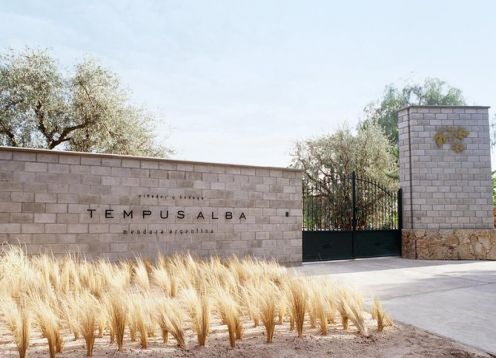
[291,122,398,230]
[363,78,465,146]
[292,122,397,187]
[0,49,169,157]
[293,78,467,229]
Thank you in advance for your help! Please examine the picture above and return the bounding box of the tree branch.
[0,120,18,146]
[49,80,102,149]
[34,100,54,146]
[48,122,88,149]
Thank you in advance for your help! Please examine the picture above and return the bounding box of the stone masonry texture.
[0,147,303,265]
[398,105,494,260]
[398,106,493,230]
[402,229,496,260]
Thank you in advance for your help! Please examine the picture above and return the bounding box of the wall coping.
[397,105,490,113]
[0,146,303,173]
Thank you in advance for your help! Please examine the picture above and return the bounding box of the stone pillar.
[398,105,495,260]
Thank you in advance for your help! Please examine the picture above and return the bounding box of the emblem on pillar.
[433,127,469,153]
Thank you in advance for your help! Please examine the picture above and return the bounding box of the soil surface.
[0,316,490,358]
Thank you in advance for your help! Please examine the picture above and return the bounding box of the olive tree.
[291,122,398,230]
[0,49,169,157]
[363,78,465,146]
[292,122,397,187]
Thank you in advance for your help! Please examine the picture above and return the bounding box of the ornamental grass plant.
[371,297,394,332]
[155,297,186,348]
[0,298,30,358]
[182,288,211,346]
[255,281,280,343]
[77,292,100,356]
[32,297,63,358]
[104,289,127,352]
[0,245,390,356]
[286,278,307,338]
[214,288,242,348]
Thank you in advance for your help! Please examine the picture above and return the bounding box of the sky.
[1,0,495,167]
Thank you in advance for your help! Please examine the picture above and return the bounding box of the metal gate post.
[398,188,403,230]
[351,171,357,258]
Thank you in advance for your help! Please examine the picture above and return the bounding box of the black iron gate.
[302,172,402,261]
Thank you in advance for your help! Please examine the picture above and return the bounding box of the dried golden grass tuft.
[155,297,186,348]
[255,282,280,343]
[32,297,63,358]
[77,292,100,357]
[286,278,307,338]
[0,247,387,356]
[134,259,151,292]
[128,293,154,349]
[339,288,368,336]
[60,294,79,340]
[182,288,210,346]
[241,285,260,327]
[104,290,127,352]
[214,288,243,348]
[323,282,338,325]
[151,265,172,296]
[371,297,394,332]
[309,281,329,335]
[0,298,30,358]
[337,288,350,330]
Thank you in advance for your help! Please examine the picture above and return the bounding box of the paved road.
[296,257,496,354]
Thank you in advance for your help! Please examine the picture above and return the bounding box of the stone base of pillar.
[402,229,496,260]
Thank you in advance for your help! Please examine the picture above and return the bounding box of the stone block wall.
[0,147,303,264]
[398,106,492,229]
[402,229,496,260]
[398,105,494,260]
